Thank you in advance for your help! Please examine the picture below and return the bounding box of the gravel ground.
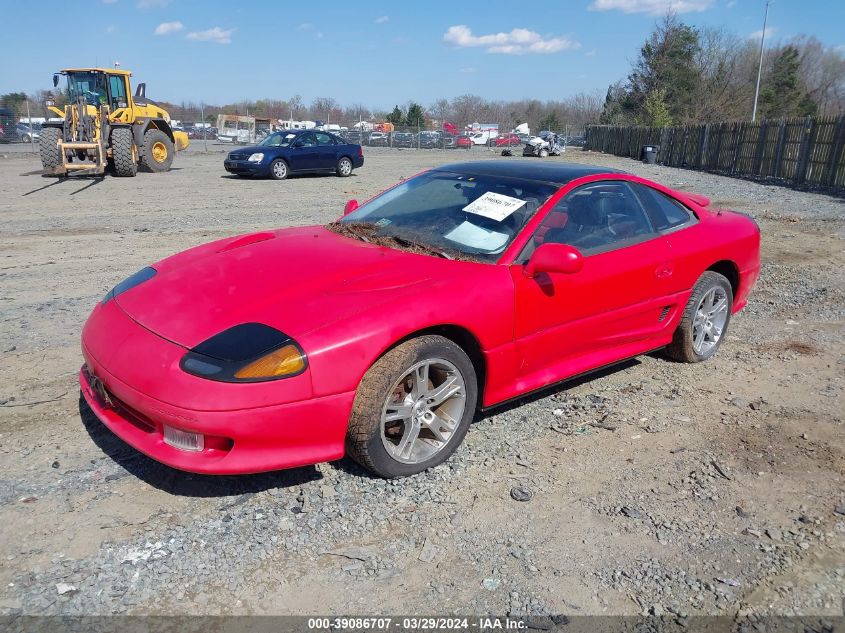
[0,146,843,620]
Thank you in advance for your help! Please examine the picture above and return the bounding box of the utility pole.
[201,102,208,152]
[751,0,770,122]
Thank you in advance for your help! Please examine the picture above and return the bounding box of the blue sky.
[2,0,843,109]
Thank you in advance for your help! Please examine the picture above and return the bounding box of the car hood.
[228,144,270,156]
[114,226,463,349]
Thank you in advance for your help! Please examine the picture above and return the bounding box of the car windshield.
[259,132,298,147]
[330,170,558,263]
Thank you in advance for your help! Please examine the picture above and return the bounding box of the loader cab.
[61,70,131,113]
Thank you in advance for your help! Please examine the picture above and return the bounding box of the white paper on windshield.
[444,221,509,252]
[463,191,526,222]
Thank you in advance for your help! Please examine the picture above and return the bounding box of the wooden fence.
[585,115,845,192]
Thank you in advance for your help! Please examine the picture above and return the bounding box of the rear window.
[634,185,694,231]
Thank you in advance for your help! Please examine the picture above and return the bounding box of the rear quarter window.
[635,184,695,231]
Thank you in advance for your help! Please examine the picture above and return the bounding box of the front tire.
[139,128,174,173]
[269,158,288,180]
[336,156,353,177]
[665,271,733,363]
[346,335,477,478]
[39,127,62,173]
[111,128,137,177]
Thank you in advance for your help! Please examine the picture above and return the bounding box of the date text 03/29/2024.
[306,616,528,631]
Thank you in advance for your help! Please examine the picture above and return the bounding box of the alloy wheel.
[692,286,728,355]
[380,358,467,464]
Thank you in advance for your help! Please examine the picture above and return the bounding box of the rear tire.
[111,128,137,177]
[39,127,62,173]
[336,156,353,177]
[346,335,477,478]
[665,271,733,363]
[139,128,174,173]
[539,148,549,157]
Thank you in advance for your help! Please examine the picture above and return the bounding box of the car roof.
[433,160,627,185]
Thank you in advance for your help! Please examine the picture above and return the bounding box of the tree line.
[600,14,845,127]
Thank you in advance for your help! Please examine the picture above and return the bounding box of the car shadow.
[220,173,358,181]
[78,394,321,496]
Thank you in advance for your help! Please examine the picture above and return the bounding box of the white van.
[470,130,498,145]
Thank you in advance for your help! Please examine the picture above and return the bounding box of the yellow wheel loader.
[40,68,189,177]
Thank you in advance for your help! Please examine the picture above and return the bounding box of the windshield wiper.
[388,235,453,260]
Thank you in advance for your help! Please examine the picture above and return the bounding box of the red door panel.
[510,236,675,385]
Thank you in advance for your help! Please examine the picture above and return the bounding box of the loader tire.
[111,128,137,177]
[139,128,174,173]
[39,127,62,174]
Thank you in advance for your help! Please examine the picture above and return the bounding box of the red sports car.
[80,161,760,478]
[491,133,521,147]
[456,135,473,149]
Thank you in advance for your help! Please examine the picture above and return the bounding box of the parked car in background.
[345,130,364,144]
[442,134,458,149]
[490,133,521,148]
[469,131,497,145]
[0,108,19,143]
[16,122,41,143]
[417,131,441,149]
[393,132,415,148]
[456,135,472,149]
[224,129,363,180]
[367,132,389,147]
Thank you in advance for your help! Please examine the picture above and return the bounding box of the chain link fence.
[0,94,43,152]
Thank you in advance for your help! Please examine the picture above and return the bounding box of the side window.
[534,181,656,255]
[298,132,316,147]
[315,132,334,146]
[634,184,694,231]
[108,76,127,109]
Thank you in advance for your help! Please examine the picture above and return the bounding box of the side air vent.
[658,306,671,322]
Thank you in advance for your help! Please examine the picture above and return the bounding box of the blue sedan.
[224,129,364,180]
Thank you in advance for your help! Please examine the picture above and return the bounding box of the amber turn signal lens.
[233,345,305,379]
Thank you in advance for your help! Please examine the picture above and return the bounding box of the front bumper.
[79,299,354,475]
[80,363,353,474]
[224,159,268,176]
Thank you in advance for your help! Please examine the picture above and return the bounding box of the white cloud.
[102,0,118,4]
[154,21,183,35]
[443,25,579,55]
[375,15,389,24]
[186,27,233,44]
[316,31,324,39]
[726,0,736,7]
[589,0,714,15]
[296,22,313,31]
[585,48,597,56]
[137,0,170,7]
[748,27,776,41]
[460,67,477,73]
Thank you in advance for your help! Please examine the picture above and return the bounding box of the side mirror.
[524,243,584,278]
[343,199,359,216]
[53,74,59,87]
